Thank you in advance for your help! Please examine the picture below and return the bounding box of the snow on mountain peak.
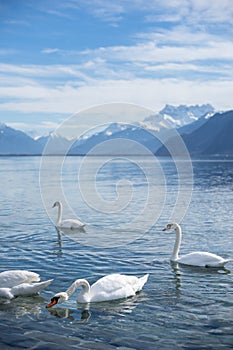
[0,122,7,130]
[143,104,215,130]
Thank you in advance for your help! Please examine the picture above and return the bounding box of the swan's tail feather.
[206,259,232,268]
[221,259,232,267]
[33,279,53,293]
[135,274,149,292]
[12,279,53,297]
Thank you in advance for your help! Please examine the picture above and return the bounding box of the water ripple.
[0,157,232,349]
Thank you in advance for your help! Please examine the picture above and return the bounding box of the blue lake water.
[0,156,232,349]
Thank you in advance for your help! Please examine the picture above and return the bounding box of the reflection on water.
[47,307,76,320]
[55,226,86,243]
[171,261,231,276]
[56,226,86,234]
[170,262,231,291]
[46,292,143,322]
[0,295,47,317]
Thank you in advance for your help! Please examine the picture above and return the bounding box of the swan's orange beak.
[46,297,58,308]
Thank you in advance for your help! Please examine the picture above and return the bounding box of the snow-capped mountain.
[37,132,75,154]
[0,123,42,155]
[69,104,215,155]
[157,110,233,156]
[142,104,215,129]
[69,122,162,155]
[0,104,218,155]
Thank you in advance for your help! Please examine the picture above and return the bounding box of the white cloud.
[138,0,233,27]
[33,0,233,29]
[0,77,232,116]
[82,24,233,65]
[5,20,30,26]
[70,0,233,27]
[42,48,60,54]
[39,26,233,70]
[0,63,93,84]
[7,120,62,136]
[143,62,233,78]
[0,49,17,55]
[85,39,233,64]
[1,0,233,133]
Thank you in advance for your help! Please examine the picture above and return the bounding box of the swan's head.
[162,223,179,231]
[52,201,60,208]
[46,292,68,308]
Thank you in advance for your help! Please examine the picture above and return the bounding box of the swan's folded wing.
[0,270,40,288]
[11,279,53,297]
[178,252,229,267]
[0,288,14,299]
[90,284,135,302]
[59,219,85,228]
[90,274,145,302]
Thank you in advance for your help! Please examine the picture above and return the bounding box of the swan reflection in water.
[46,294,144,322]
[0,295,47,317]
[55,226,86,245]
[170,261,231,290]
[47,307,91,322]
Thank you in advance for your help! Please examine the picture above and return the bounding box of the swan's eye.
[167,224,172,229]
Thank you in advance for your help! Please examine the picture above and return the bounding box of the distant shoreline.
[0,154,233,160]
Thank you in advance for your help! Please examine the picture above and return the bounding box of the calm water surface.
[0,156,232,349]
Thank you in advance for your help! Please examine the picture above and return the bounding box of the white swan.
[162,223,231,267]
[0,270,53,299]
[53,201,85,229]
[46,273,149,307]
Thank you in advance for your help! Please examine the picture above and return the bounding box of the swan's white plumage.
[0,270,40,288]
[53,201,85,229]
[46,273,149,307]
[163,223,231,267]
[0,270,52,299]
[78,273,149,303]
[177,252,230,267]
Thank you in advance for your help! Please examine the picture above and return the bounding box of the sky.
[0,0,233,136]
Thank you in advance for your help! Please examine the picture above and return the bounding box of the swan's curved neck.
[171,225,182,261]
[56,203,62,225]
[66,279,90,298]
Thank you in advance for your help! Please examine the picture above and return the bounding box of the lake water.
[0,156,232,349]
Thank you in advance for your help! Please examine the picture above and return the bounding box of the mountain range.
[0,104,232,156]
[0,123,42,155]
[69,122,163,155]
[157,110,233,156]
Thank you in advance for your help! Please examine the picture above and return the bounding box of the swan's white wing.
[59,219,85,229]
[178,252,228,267]
[11,279,53,297]
[0,270,40,288]
[88,274,148,302]
[134,273,149,292]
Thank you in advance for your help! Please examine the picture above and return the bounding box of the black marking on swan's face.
[46,296,60,308]
[163,223,179,231]
[162,223,173,231]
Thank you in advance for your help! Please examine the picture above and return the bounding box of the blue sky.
[0,0,233,135]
